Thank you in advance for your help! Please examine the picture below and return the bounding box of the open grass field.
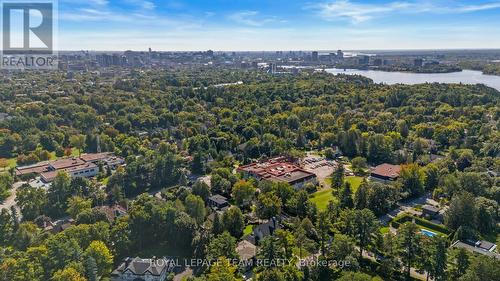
[345,176,364,192]
[310,176,365,211]
[309,188,336,211]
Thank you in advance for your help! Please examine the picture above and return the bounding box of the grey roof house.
[451,240,500,260]
[208,194,229,210]
[246,217,281,245]
[111,257,174,281]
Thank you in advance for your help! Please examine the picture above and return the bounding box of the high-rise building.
[312,51,319,62]
[268,63,277,74]
[337,50,344,59]
[358,55,370,65]
[414,58,423,67]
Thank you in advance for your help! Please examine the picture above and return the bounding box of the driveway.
[379,193,431,225]
[0,181,25,211]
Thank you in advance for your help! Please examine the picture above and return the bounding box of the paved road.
[0,181,25,211]
[173,267,193,281]
[379,193,432,225]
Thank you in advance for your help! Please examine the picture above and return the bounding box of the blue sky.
[56,0,500,51]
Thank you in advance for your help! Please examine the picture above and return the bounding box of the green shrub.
[391,214,451,235]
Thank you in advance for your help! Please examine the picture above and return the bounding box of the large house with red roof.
[237,157,317,189]
[370,163,401,182]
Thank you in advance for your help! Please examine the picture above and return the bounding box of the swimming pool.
[420,229,437,237]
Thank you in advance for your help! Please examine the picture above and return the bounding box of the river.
[324,69,500,91]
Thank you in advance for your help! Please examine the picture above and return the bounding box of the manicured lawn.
[309,188,337,211]
[380,227,390,235]
[345,176,364,192]
[243,224,255,236]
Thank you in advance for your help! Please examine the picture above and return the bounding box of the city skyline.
[56,0,500,51]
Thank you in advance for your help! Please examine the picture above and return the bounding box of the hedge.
[390,214,452,236]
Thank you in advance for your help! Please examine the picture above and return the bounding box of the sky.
[54,0,500,51]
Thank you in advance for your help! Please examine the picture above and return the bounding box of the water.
[420,229,437,237]
[325,68,500,91]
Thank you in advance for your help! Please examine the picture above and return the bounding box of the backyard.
[309,176,364,211]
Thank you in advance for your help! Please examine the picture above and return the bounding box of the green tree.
[232,180,255,208]
[192,180,210,202]
[184,194,206,224]
[445,192,477,231]
[294,223,307,258]
[331,164,345,190]
[339,181,354,209]
[207,258,242,281]
[449,248,469,280]
[66,196,92,219]
[337,272,374,281]
[47,171,73,217]
[15,186,47,221]
[341,208,379,260]
[287,190,312,218]
[206,231,237,261]
[316,210,332,256]
[0,208,14,246]
[396,222,421,280]
[84,256,98,281]
[12,222,40,250]
[329,234,358,269]
[222,207,244,238]
[275,229,295,260]
[430,236,447,281]
[69,134,86,156]
[212,212,224,235]
[256,268,285,281]
[0,173,13,200]
[52,267,87,281]
[399,164,425,197]
[83,241,113,277]
[256,193,282,219]
[351,157,368,175]
[423,164,439,191]
[459,255,500,281]
[257,236,285,269]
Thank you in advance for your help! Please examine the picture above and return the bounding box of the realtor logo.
[1,0,57,69]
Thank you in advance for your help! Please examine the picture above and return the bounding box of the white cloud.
[314,0,414,23]
[142,1,156,10]
[313,0,500,23]
[228,10,283,27]
[457,2,500,12]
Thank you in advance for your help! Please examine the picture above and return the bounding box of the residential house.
[370,163,401,182]
[208,194,229,210]
[237,157,317,189]
[247,217,280,245]
[111,257,174,281]
[421,205,440,219]
[236,240,257,271]
[451,240,500,260]
[94,205,128,223]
